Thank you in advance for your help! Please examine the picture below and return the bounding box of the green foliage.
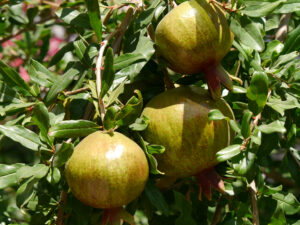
[0,0,300,224]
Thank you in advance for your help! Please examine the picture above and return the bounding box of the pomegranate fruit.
[142,86,234,179]
[65,131,149,209]
[155,0,234,99]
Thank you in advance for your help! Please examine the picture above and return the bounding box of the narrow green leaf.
[16,177,36,208]
[258,121,287,134]
[16,164,49,181]
[241,0,284,17]
[31,102,50,142]
[85,0,102,41]
[115,90,143,127]
[146,144,165,154]
[0,60,32,96]
[55,8,91,29]
[267,96,300,116]
[145,180,170,216]
[0,163,24,189]
[100,47,115,98]
[282,26,300,54]
[246,71,269,115]
[53,142,74,167]
[284,149,300,186]
[129,115,150,131]
[208,109,229,121]
[241,110,253,138]
[103,105,119,131]
[0,102,35,117]
[48,42,74,67]
[29,59,57,87]
[230,16,264,52]
[0,81,21,103]
[272,193,300,215]
[0,125,47,151]
[216,144,241,162]
[114,53,145,71]
[45,63,82,105]
[49,120,100,138]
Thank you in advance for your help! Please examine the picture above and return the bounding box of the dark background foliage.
[0,0,300,224]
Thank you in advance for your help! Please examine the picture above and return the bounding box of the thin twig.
[56,190,67,225]
[249,181,260,225]
[268,73,291,88]
[275,13,291,42]
[210,196,224,225]
[112,7,134,54]
[240,90,271,150]
[64,87,89,96]
[0,15,55,44]
[96,40,108,123]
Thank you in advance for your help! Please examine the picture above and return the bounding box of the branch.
[275,13,291,42]
[210,196,224,225]
[64,87,89,96]
[268,73,291,88]
[56,190,67,225]
[0,15,55,44]
[249,181,260,225]
[96,40,108,123]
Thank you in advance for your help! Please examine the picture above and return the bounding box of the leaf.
[216,145,241,162]
[86,0,102,42]
[100,47,115,98]
[145,180,170,215]
[0,102,35,117]
[241,0,285,17]
[45,63,82,105]
[56,8,91,29]
[246,71,269,115]
[174,191,197,225]
[0,125,47,151]
[284,149,300,186]
[146,144,165,154]
[29,59,57,87]
[258,121,287,134]
[129,115,150,131]
[274,0,300,13]
[241,110,253,139]
[115,90,143,127]
[103,105,119,131]
[230,16,264,52]
[16,177,36,208]
[208,109,229,121]
[261,40,284,61]
[0,81,21,103]
[31,102,50,143]
[49,120,100,138]
[135,133,163,175]
[16,164,49,181]
[0,163,24,189]
[282,26,300,54]
[53,142,74,167]
[267,96,300,116]
[48,42,74,67]
[272,192,300,215]
[115,37,155,81]
[0,60,32,96]
[114,53,145,71]
[272,51,299,69]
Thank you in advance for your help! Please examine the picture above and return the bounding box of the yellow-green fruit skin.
[155,0,233,74]
[65,131,149,209]
[142,86,234,178]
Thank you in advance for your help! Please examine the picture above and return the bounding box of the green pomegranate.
[142,86,234,179]
[155,0,234,99]
[65,131,149,209]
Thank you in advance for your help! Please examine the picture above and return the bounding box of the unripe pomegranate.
[65,131,149,209]
[142,86,234,179]
[155,0,234,99]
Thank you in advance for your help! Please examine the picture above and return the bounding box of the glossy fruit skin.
[142,86,234,178]
[65,131,149,209]
[155,0,233,75]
